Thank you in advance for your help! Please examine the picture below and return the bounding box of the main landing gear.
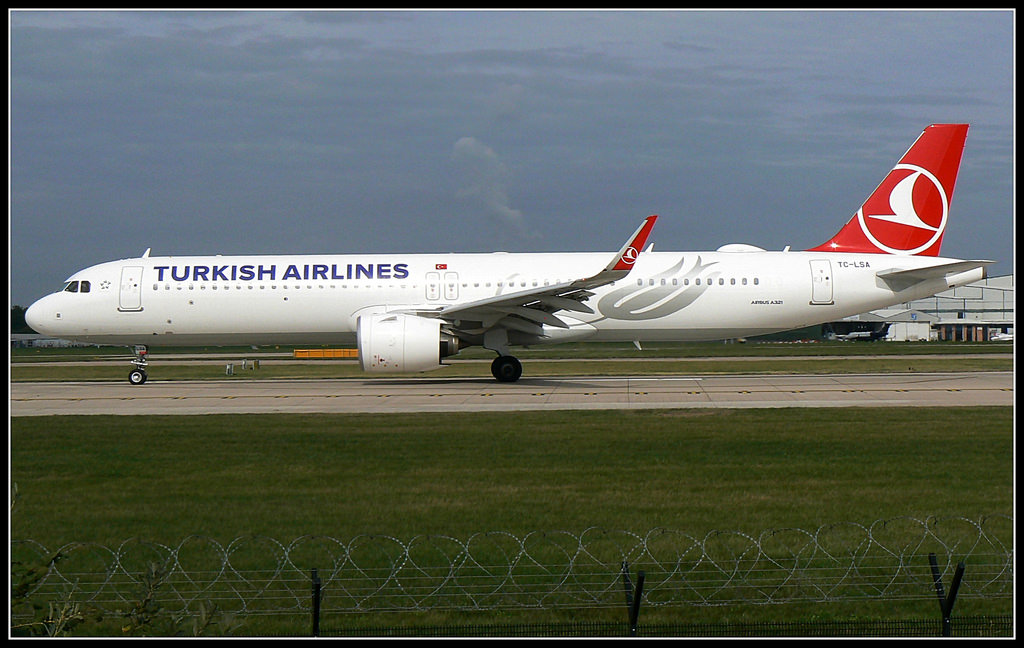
[490,355,522,383]
[484,329,523,383]
[128,345,148,385]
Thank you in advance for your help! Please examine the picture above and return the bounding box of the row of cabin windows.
[638,277,759,286]
[152,283,417,291]
[62,281,91,293]
[150,276,761,292]
[151,280,576,290]
[150,281,567,291]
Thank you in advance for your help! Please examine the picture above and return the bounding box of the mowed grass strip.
[10,407,1012,547]
[9,356,1013,382]
[11,340,1013,363]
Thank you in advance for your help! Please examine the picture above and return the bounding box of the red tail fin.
[807,124,968,256]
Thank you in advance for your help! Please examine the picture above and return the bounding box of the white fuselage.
[25,249,982,347]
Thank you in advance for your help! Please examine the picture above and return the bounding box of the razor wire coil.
[11,515,1012,617]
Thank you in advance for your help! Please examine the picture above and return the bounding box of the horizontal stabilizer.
[876,259,993,283]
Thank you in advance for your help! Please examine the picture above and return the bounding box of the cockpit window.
[60,280,91,293]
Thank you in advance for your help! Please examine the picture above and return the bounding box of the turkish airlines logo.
[620,246,639,266]
[858,163,948,254]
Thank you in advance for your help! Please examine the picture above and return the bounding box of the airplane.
[25,124,991,385]
[822,322,891,342]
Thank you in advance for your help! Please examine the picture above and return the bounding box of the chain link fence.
[11,515,1012,623]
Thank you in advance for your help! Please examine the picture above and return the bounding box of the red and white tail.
[807,124,968,256]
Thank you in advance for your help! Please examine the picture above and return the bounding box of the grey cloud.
[10,11,1013,306]
[452,137,537,244]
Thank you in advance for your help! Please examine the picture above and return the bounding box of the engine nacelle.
[357,313,458,373]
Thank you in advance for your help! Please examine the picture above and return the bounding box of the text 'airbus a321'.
[26,124,990,384]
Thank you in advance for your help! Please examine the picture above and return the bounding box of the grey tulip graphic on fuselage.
[596,256,719,321]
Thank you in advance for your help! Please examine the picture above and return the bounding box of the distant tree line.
[11,305,36,334]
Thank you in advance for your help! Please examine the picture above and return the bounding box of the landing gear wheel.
[128,369,148,385]
[128,345,149,385]
[491,355,523,383]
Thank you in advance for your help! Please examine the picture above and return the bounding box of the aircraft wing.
[415,215,657,336]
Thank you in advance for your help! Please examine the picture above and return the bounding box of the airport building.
[831,274,1014,342]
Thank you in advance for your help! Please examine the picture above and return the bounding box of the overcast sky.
[9,10,1014,307]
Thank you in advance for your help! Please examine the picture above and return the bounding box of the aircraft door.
[444,272,459,300]
[119,266,144,311]
[809,259,833,305]
[425,272,440,301]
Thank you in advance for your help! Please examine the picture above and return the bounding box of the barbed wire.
[11,515,1013,617]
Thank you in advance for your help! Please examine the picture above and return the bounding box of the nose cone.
[25,296,55,336]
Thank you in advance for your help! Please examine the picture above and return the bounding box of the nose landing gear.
[128,345,148,384]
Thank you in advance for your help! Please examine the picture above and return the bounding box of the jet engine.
[357,313,460,373]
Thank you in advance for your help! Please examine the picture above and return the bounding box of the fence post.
[621,561,633,609]
[311,567,322,637]
[620,561,645,637]
[629,570,645,636]
[929,553,966,637]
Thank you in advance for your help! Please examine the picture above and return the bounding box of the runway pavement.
[10,371,1013,416]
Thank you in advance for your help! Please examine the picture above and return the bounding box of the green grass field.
[11,407,1011,545]
[10,406,1013,635]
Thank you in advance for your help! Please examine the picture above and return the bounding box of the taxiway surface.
[11,371,1013,416]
